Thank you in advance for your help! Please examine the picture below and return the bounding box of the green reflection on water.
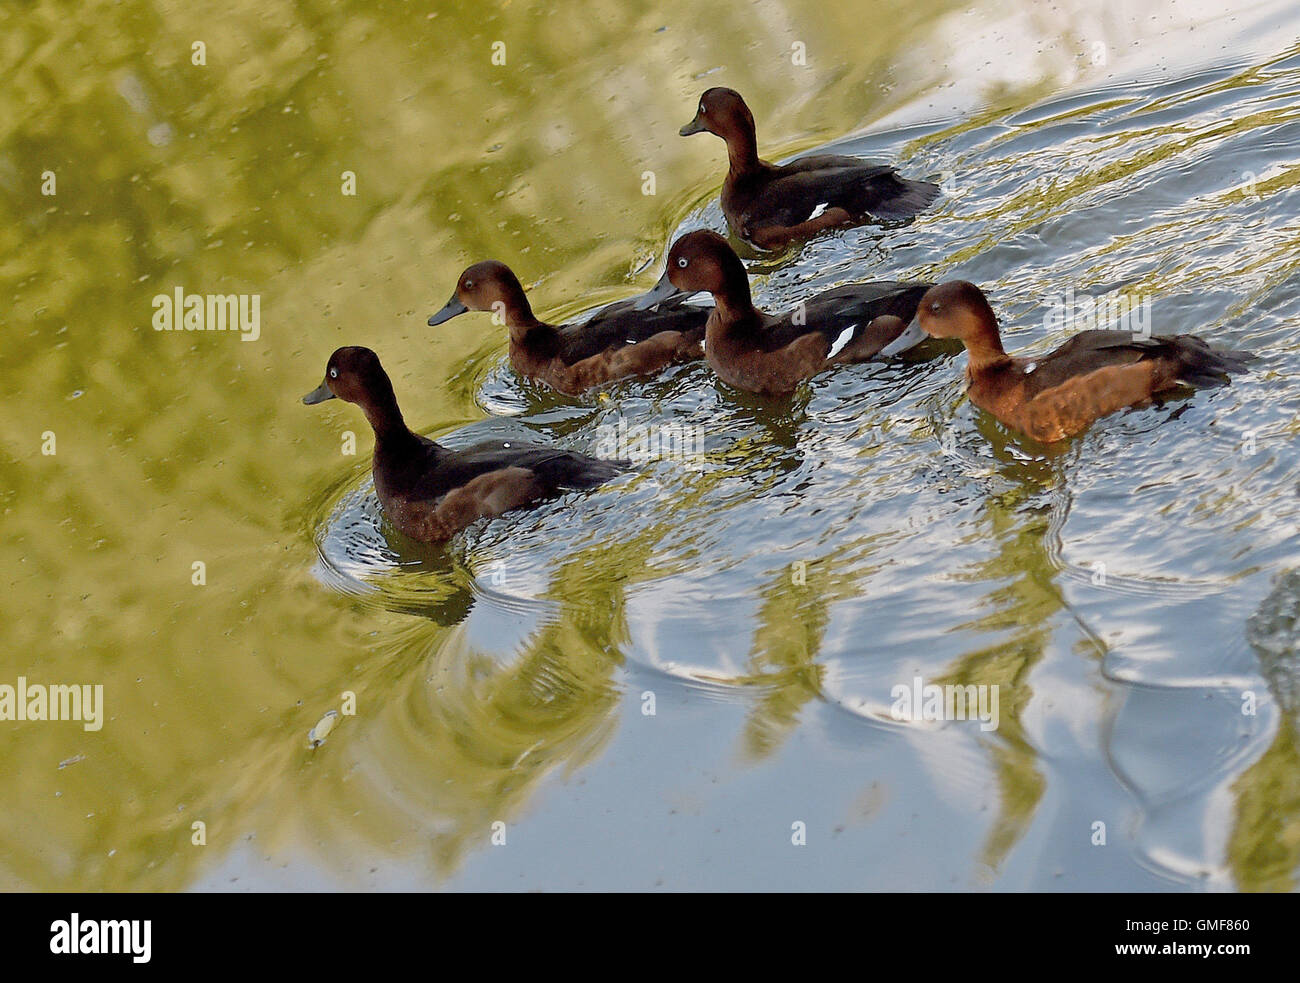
[3,0,1299,891]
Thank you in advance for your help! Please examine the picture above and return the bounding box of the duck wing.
[413,439,630,500]
[743,161,939,229]
[554,294,710,364]
[756,281,932,352]
[1019,330,1253,399]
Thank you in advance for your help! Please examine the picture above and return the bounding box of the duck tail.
[1171,336,1256,388]
[871,174,942,221]
[555,455,634,490]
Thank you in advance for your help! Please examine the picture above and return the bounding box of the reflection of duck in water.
[1232,568,1300,890]
[1248,568,1300,718]
[303,347,628,543]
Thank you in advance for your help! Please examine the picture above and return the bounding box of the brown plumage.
[428,260,706,395]
[908,281,1254,443]
[637,230,932,396]
[680,88,940,251]
[302,347,627,543]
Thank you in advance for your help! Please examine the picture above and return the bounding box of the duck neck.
[963,323,1012,373]
[724,124,762,177]
[497,285,552,342]
[708,250,760,327]
[358,373,414,445]
[714,291,762,328]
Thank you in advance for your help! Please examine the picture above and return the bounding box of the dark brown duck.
[303,347,627,543]
[680,87,940,251]
[428,261,707,395]
[637,230,933,396]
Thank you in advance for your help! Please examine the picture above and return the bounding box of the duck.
[880,280,1255,443]
[302,347,628,543]
[635,230,933,396]
[680,87,940,251]
[427,260,708,395]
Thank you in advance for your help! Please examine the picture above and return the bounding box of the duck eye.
[464,280,474,291]
[929,302,942,314]
[699,104,706,115]
[677,257,689,268]
[328,367,338,379]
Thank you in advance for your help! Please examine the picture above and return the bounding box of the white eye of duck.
[329,367,338,379]
[677,257,689,268]
[699,105,706,115]
[464,281,474,290]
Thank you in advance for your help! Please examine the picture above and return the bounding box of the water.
[2,0,1299,891]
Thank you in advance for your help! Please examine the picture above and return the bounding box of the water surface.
[2,0,1299,891]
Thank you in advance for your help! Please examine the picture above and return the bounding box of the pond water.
[3,0,1299,890]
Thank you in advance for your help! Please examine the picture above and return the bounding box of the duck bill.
[679,116,707,137]
[879,318,928,357]
[632,273,681,311]
[302,380,336,405]
[427,296,468,326]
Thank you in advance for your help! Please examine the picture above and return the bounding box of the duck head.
[302,346,384,404]
[918,282,999,340]
[302,346,412,439]
[428,260,535,328]
[881,281,1005,360]
[634,230,750,312]
[680,87,755,143]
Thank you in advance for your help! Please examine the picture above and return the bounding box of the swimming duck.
[428,260,707,395]
[880,281,1254,443]
[302,347,627,543]
[635,230,933,396]
[680,87,940,251]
